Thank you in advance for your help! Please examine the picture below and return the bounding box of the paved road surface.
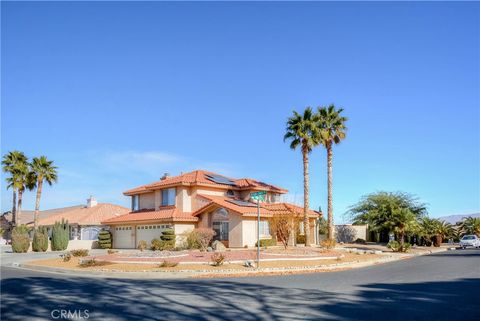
[1,249,479,320]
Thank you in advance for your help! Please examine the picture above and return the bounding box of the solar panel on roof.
[205,174,236,186]
[226,199,257,207]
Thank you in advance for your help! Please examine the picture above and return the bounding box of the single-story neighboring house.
[1,197,129,242]
[102,170,321,248]
[36,197,130,241]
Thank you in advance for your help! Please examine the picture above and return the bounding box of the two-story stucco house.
[102,170,320,248]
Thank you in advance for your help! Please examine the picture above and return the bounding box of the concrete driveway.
[1,248,479,320]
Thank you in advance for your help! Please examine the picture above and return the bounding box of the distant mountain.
[437,213,480,224]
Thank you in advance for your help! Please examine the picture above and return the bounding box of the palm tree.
[11,162,36,225]
[458,217,480,236]
[31,156,58,230]
[2,151,28,226]
[317,104,348,240]
[284,107,320,246]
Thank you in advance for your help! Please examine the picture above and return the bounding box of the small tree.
[32,226,49,252]
[190,228,215,251]
[160,228,176,250]
[11,224,30,253]
[51,219,69,251]
[268,213,301,249]
[98,229,112,249]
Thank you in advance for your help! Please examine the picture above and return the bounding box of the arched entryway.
[212,208,229,247]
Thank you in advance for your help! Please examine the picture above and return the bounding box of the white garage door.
[114,226,135,249]
[136,224,172,247]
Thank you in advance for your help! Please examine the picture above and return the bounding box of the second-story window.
[161,188,176,206]
[132,195,139,211]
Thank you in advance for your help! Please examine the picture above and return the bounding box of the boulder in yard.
[212,240,226,252]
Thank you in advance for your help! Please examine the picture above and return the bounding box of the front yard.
[25,247,388,274]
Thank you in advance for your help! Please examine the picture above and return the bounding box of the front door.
[213,221,229,242]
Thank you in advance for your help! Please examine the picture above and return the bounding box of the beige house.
[102,170,321,248]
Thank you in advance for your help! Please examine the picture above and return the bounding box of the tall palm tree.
[31,156,58,230]
[11,162,36,225]
[2,151,28,226]
[317,104,348,240]
[284,107,320,246]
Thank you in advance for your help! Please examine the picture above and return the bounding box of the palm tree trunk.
[12,188,17,227]
[327,144,334,240]
[302,146,311,247]
[17,189,24,226]
[34,179,43,230]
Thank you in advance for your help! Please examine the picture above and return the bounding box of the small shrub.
[354,238,367,244]
[61,253,72,262]
[211,253,225,266]
[11,225,30,253]
[98,229,112,249]
[51,219,69,251]
[107,249,118,255]
[78,258,110,267]
[296,234,306,244]
[32,227,49,252]
[189,228,216,251]
[159,260,178,268]
[320,238,337,249]
[186,231,201,249]
[70,249,89,257]
[387,240,411,252]
[137,240,148,251]
[150,238,163,251]
[255,238,277,247]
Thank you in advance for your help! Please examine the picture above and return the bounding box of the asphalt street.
[1,249,479,321]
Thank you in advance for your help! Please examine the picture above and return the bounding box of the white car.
[460,235,480,249]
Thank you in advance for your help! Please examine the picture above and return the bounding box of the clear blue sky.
[2,1,479,222]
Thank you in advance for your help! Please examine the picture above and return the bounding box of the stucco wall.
[174,223,195,247]
[335,224,367,243]
[176,187,192,213]
[139,193,155,210]
[241,218,271,247]
[228,213,243,248]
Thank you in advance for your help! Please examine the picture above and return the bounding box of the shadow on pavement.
[1,274,479,320]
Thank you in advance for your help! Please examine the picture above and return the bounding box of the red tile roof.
[193,195,321,218]
[38,204,130,226]
[193,195,274,217]
[123,170,287,195]
[101,206,198,224]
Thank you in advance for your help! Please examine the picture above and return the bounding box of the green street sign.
[250,191,267,201]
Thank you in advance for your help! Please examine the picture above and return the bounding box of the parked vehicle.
[459,235,480,249]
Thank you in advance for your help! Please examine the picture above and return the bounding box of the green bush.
[255,238,277,247]
[51,219,69,251]
[97,229,112,249]
[150,239,162,251]
[32,227,49,252]
[160,229,176,250]
[11,225,30,253]
[186,230,201,249]
[296,234,306,244]
[387,240,411,252]
[70,249,89,257]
